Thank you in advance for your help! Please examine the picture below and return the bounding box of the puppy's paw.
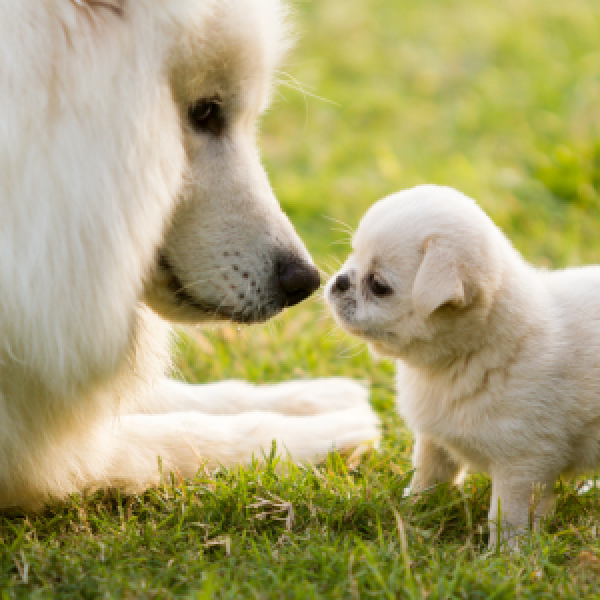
[487,524,529,551]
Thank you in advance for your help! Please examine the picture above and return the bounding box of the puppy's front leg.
[408,434,463,494]
[488,469,556,549]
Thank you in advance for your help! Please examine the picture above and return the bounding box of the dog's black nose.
[332,273,351,294]
[277,259,321,307]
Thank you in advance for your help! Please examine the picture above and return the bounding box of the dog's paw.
[330,404,381,451]
[274,377,370,415]
[271,403,381,464]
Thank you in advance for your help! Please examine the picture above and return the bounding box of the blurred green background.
[265,0,600,267]
[178,0,600,398]
[2,2,599,596]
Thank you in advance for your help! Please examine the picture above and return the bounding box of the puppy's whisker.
[322,214,354,234]
[316,266,333,280]
[323,326,344,341]
[316,302,331,317]
[321,262,337,278]
[340,346,367,360]
[330,227,354,236]
[338,341,366,359]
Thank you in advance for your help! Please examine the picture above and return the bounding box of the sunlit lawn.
[2,0,600,596]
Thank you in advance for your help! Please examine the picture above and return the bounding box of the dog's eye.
[188,98,225,136]
[368,273,393,298]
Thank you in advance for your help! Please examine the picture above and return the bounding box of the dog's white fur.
[0,0,379,509]
[326,185,600,544]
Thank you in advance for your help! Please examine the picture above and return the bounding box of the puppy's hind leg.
[408,434,464,495]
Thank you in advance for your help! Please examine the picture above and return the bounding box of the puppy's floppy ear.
[412,238,466,319]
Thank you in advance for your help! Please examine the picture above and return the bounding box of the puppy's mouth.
[326,293,362,332]
[327,299,382,342]
[338,320,375,341]
[329,308,368,338]
[156,253,276,324]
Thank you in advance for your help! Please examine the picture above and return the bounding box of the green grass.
[3,0,600,596]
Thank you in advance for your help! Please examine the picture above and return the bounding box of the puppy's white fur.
[326,185,600,544]
[0,0,379,509]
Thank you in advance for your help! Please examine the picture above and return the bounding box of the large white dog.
[0,0,379,509]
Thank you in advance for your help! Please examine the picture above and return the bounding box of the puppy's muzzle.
[277,258,321,307]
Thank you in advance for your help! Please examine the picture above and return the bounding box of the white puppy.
[326,184,600,545]
[0,0,378,509]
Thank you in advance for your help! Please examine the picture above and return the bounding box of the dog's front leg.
[487,469,556,549]
[408,434,464,495]
[101,406,380,494]
[137,378,373,416]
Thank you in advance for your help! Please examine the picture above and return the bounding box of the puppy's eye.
[188,98,225,136]
[367,273,393,297]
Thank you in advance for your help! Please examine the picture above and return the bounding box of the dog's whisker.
[277,73,340,107]
[173,278,210,292]
[277,70,318,91]
[274,89,290,104]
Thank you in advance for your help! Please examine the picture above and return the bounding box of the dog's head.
[325,186,508,366]
[0,0,320,390]
[141,0,320,324]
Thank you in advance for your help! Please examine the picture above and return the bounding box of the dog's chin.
[144,258,283,325]
[145,285,283,325]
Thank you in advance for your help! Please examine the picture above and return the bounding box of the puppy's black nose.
[332,273,350,294]
[277,259,321,307]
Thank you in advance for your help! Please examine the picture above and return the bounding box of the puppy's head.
[142,0,320,324]
[325,186,507,366]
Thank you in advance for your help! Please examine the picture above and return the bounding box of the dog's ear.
[412,238,466,319]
